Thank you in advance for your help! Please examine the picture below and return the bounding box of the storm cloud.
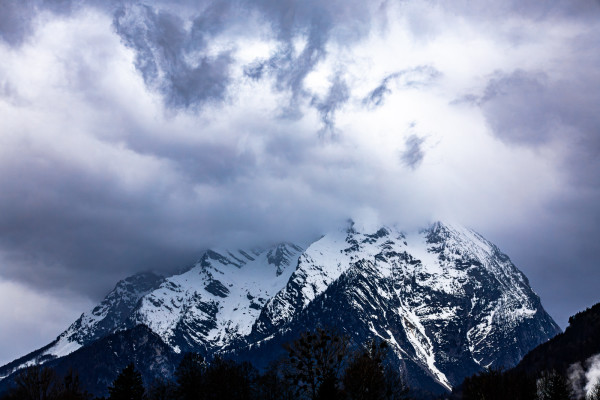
[1,0,600,366]
[113,3,234,109]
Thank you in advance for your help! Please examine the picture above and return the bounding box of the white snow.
[132,244,304,348]
[45,336,82,358]
[399,305,451,390]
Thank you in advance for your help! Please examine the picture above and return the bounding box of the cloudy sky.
[1,0,599,366]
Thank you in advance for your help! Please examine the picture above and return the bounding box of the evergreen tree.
[255,361,294,400]
[382,364,412,400]
[343,340,411,400]
[203,356,257,400]
[107,363,145,400]
[462,368,506,400]
[60,369,91,400]
[461,368,536,400]
[175,353,206,400]
[146,378,177,400]
[315,371,343,400]
[343,340,387,400]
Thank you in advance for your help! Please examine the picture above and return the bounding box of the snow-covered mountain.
[127,243,303,353]
[0,222,560,393]
[232,222,560,392]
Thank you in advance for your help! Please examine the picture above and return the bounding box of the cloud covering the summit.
[1,0,600,365]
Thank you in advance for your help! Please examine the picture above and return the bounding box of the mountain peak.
[0,223,559,395]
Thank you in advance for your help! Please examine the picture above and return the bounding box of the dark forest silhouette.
[2,305,600,400]
[0,328,411,400]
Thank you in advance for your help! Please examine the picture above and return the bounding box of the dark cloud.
[363,78,391,108]
[463,29,600,327]
[363,66,441,109]
[0,80,25,106]
[243,27,330,118]
[42,0,74,14]
[473,31,600,166]
[0,157,189,298]
[312,74,350,136]
[400,134,425,169]
[435,0,600,22]
[0,0,37,45]
[252,0,375,42]
[479,70,554,145]
[109,0,379,112]
[240,0,379,116]
[126,138,258,185]
[0,0,80,46]
[243,60,266,81]
[1,0,380,112]
[113,3,233,109]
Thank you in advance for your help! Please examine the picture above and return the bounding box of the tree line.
[458,367,600,400]
[4,326,599,400]
[0,328,412,400]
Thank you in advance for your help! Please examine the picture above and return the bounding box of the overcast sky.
[1,0,599,366]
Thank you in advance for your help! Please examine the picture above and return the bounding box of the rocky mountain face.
[0,325,181,397]
[0,222,560,394]
[231,222,560,393]
[0,272,165,381]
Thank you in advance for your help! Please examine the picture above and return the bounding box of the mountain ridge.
[0,221,560,394]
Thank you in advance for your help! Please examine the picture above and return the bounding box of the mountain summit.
[0,222,560,394]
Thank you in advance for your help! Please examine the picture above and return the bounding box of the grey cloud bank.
[0,0,600,366]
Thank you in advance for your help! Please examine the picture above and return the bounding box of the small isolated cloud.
[363,66,441,109]
[401,134,426,170]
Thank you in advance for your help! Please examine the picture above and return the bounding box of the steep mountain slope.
[0,243,303,378]
[232,222,560,393]
[0,222,560,394]
[0,272,165,380]
[62,272,166,346]
[0,325,180,397]
[128,243,303,354]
